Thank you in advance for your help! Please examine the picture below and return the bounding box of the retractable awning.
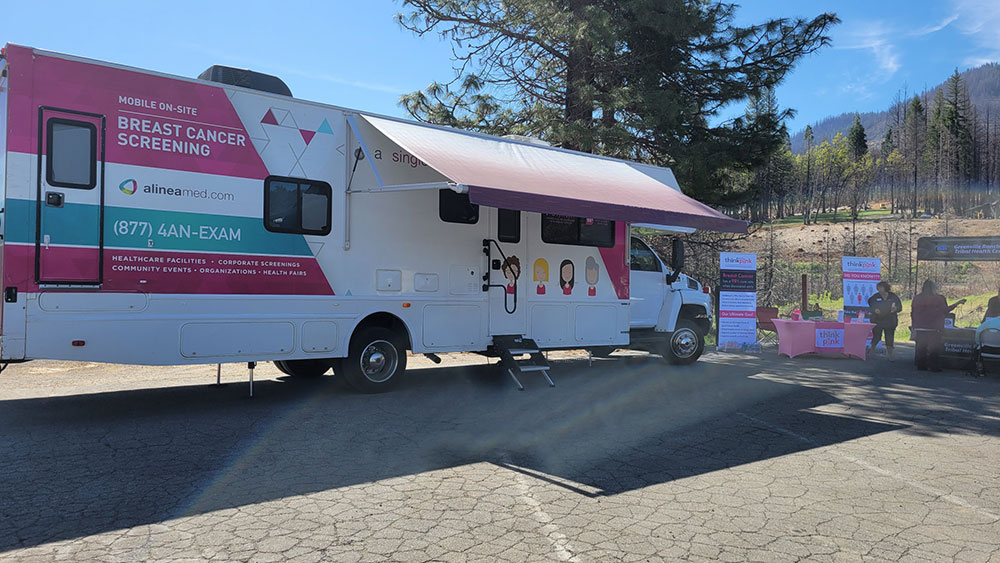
[356,114,747,234]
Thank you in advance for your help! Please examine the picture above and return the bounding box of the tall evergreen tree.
[398,0,839,204]
[847,113,867,160]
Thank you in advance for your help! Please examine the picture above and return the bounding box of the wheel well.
[351,312,412,350]
[679,304,711,334]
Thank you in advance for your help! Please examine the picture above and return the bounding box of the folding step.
[492,335,553,390]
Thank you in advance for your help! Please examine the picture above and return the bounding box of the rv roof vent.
[197,65,292,97]
[502,134,551,147]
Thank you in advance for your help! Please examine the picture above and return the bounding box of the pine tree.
[398,0,839,204]
[847,113,867,160]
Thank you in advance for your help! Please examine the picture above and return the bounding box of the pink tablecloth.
[772,319,874,360]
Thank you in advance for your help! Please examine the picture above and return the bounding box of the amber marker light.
[402,302,411,308]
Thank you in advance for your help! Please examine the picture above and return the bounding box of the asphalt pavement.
[0,346,998,562]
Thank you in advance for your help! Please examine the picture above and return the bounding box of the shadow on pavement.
[0,352,940,551]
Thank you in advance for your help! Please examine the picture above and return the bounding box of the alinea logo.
[119,179,138,195]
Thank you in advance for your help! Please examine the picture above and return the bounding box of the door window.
[46,118,97,189]
[497,209,520,243]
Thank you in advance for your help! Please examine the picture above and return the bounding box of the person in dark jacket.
[984,285,1000,322]
[868,281,902,360]
[911,280,966,372]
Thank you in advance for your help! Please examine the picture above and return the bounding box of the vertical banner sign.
[718,252,758,349]
[842,257,881,318]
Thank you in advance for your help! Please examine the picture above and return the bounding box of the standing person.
[868,281,902,360]
[984,284,1000,321]
[911,280,966,372]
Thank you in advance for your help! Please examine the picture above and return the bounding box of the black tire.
[274,359,330,378]
[589,346,616,358]
[662,319,704,365]
[340,327,407,393]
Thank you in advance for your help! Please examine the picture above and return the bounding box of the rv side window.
[541,215,616,248]
[497,209,520,243]
[264,176,332,235]
[439,189,479,224]
[46,119,97,189]
[630,238,661,272]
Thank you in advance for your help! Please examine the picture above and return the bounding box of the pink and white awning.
[356,114,747,234]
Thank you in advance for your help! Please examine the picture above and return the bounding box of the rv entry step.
[492,335,553,391]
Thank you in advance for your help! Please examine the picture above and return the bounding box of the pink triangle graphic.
[299,129,316,144]
[260,109,279,125]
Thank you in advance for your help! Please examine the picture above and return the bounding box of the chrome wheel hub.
[672,329,698,358]
[360,340,398,383]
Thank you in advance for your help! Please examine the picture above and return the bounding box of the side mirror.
[665,238,684,284]
[671,238,684,271]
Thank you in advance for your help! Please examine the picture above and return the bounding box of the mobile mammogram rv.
[0,45,745,392]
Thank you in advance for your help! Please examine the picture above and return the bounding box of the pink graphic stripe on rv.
[4,45,269,180]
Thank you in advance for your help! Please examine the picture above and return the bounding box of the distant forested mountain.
[790,63,1000,153]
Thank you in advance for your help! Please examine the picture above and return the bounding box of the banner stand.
[718,252,758,352]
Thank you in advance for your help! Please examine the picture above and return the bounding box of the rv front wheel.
[342,327,407,393]
[662,320,704,365]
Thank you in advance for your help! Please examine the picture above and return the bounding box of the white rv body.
[0,45,742,387]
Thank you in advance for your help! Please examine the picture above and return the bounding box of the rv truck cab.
[616,236,712,364]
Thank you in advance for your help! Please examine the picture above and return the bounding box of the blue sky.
[2,1,999,136]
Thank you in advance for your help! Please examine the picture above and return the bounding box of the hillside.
[789,63,1000,153]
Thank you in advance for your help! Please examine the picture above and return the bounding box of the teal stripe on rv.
[4,199,313,256]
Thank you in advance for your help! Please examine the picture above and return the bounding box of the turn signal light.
[71,340,85,347]
[402,302,411,308]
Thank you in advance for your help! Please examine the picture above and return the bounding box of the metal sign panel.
[917,236,1000,261]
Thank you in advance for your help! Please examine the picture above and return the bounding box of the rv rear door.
[36,108,105,285]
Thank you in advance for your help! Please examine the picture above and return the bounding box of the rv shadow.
[0,356,901,551]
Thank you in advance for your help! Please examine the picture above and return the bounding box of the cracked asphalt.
[1,345,998,562]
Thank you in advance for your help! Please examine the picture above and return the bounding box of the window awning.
[356,114,747,234]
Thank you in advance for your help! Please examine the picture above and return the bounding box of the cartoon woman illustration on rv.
[533,258,548,295]
[585,256,599,296]
[502,256,520,295]
[559,259,574,295]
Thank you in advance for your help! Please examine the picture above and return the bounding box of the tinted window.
[579,218,615,247]
[497,209,520,243]
[46,119,96,189]
[630,238,661,272]
[264,176,332,235]
[439,189,479,224]
[541,214,616,248]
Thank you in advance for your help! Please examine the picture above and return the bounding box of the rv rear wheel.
[274,359,331,378]
[341,327,407,393]
[662,320,704,365]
